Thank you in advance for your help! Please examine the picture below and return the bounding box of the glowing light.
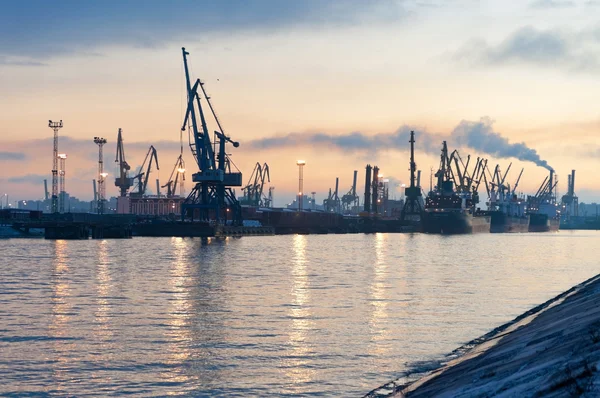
[296,160,306,165]
[58,153,67,159]
[177,168,185,173]
[100,172,108,178]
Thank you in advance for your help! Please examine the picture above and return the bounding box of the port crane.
[180,47,243,224]
[401,131,423,222]
[341,170,359,213]
[324,177,341,213]
[528,170,558,211]
[161,154,186,197]
[114,128,134,197]
[131,145,159,197]
[483,162,526,216]
[241,162,270,207]
[430,141,487,209]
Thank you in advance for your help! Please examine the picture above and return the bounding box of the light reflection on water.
[285,234,315,387]
[2,231,600,396]
[369,233,389,354]
[49,240,71,394]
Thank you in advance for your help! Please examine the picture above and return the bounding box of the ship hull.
[490,212,530,233]
[422,211,490,234]
[528,213,560,232]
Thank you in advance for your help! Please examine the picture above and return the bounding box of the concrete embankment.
[367,273,600,397]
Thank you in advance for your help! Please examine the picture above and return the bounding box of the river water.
[1,231,599,397]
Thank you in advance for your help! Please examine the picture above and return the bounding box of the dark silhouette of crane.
[161,154,186,197]
[240,162,270,207]
[180,47,243,224]
[131,145,159,197]
[114,128,134,197]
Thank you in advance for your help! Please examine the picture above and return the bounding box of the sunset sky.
[1,0,600,206]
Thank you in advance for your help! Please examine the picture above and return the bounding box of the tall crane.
[324,177,341,213]
[131,145,159,197]
[180,47,243,224]
[114,128,133,197]
[161,154,186,197]
[341,170,359,213]
[241,162,270,206]
[401,131,423,222]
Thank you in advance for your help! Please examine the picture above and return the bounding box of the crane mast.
[131,145,159,196]
[114,128,133,197]
[180,47,243,224]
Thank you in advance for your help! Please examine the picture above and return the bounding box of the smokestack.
[549,169,554,197]
[372,166,379,214]
[352,170,358,197]
[417,170,422,189]
[44,179,49,200]
[567,174,572,196]
[571,170,576,196]
[364,165,372,212]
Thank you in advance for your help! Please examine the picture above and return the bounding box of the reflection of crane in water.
[240,162,271,207]
[131,145,159,197]
[162,154,186,197]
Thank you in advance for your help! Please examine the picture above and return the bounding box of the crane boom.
[114,128,133,197]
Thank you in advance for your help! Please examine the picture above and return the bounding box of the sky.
[1,0,600,206]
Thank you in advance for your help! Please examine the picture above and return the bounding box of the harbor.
[2,231,600,397]
[3,1,600,396]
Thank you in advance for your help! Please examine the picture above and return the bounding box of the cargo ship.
[422,141,490,234]
[486,165,530,233]
[527,169,560,232]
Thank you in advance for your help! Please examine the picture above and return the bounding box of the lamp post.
[296,160,305,210]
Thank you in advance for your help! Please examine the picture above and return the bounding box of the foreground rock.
[370,274,600,397]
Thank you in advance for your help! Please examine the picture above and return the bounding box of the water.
[1,231,599,397]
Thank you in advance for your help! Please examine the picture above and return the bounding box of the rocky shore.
[366,273,600,397]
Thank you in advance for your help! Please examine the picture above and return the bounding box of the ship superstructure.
[527,169,560,232]
[422,141,490,234]
[485,163,529,233]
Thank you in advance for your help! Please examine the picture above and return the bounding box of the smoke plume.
[248,117,553,170]
[450,117,553,171]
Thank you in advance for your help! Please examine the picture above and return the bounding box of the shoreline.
[365,272,600,397]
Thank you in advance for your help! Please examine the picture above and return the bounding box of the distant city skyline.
[2,0,600,205]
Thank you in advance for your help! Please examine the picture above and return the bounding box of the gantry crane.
[114,128,134,197]
[131,145,159,197]
[240,162,270,207]
[161,154,186,197]
[180,47,243,224]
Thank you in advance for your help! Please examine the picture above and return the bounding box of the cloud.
[0,56,47,67]
[530,0,576,8]
[0,151,27,161]
[7,174,47,184]
[248,117,554,170]
[0,0,407,61]
[454,25,600,73]
[249,125,444,156]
